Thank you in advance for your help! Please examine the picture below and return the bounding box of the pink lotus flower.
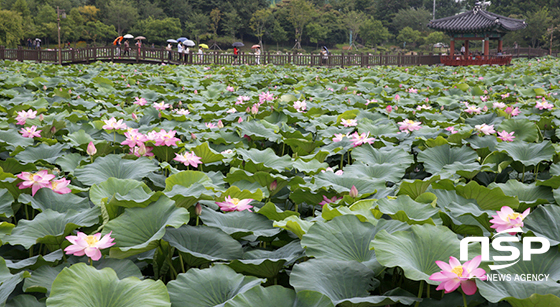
[332,133,345,142]
[445,126,458,134]
[205,122,217,129]
[480,96,489,102]
[504,106,520,116]
[492,102,506,109]
[217,120,224,128]
[535,100,554,110]
[490,206,530,235]
[121,129,148,148]
[87,141,97,156]
[130,144,154,157]
[394,94,400,101]
[19,126,41,138]
[407,88,418,94]
[349,185,358,198]
[321,167,343,175]
[319,195,342,206]
[386,105,392,113]
[293,100,307,112]
[15,109,37,125]
[226,86,235,92]
[259,91,274,103]
[16,170,55,196]
[478,76,484,80]
[227,108,237,114]
[465,105,482,114]
[64,231,115,261]
[416,104,431,110]
[474,124,495,135]
[350,132,375,147]
[398,119,422,133]
[173,151,202,168]
[216,196,253,212]
[153,129,180,147]
[153,101,170,111]
[131,113,138,120]
[238,117,243,123]
[102,117,127,130]
[251,104,259,115]
[429,255,487,295]
[175,109,190,115]
[497,130,515,142]
[501,93,510,99]
[49,178,72,194]
[341,119,358,127]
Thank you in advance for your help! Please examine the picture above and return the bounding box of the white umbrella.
[123,34,134,39]
[184,40,195,47]
[167,39,178,43]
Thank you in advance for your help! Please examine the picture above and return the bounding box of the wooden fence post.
[0,46,4,60]
[161,47,164,62]
[341,52,344,68]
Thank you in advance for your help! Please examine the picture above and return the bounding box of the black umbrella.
[232,42,244,47]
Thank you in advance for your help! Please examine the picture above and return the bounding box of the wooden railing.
[0,46,556,67]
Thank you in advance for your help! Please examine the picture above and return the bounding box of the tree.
[268,19,287,50]
[77,5,100,22]
[250,8,271,46]
[134,17,181,45]
[286,0,315,49]
[185,12,209,44]
[343,10,365,48]
[34,4,58,41]
[67,8,85,43]
[11,0,30,18]
[306,22,328,49]
[391,8,432,33]
[360,17,391,47]
[0,9,24,47]
[397,26,422,49]
[104,0,139,35]
[209,8,221,37]
[522,7,553,48]
[83,20,117,45]
[222,9,241,38]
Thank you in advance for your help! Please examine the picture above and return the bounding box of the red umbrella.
[251,44,260,49]
[113,36,123,45]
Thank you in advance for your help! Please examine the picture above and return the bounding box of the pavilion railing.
[0,46,556,67]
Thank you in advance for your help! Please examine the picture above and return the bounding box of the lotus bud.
[194,90,198,94]
[39,114,44,121]
[251,104,259,115]
[158,112,162,118]
[87,141,97,156]
[217,120,224,128]
[195,203,202,216]
[137,143,147,156]
[43,85,47,90]
[386,105,392,113]
[269,180,277,191]
[132,113,138,120]
[191,133,197,140]
[246,107,251,113]
[238,117,243,123]
[178,101,183,106]
[51,126,57,134]
[349,185,359,198]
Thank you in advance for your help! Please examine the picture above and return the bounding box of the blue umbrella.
[177,37,188,42]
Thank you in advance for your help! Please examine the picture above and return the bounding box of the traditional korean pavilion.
[427,2,527,65]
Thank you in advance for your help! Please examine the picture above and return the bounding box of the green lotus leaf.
[477,279,560,306]
[351,145,414,168]
[74,155,158,186]
[190,142,225,164]
[293,159,329,174]
[313,171,382,195]
[163,225,243,267]
[0,158,36,175]
[493,241,560,281]
[4,208,100,249]
[228,241,304,278]
[164,170,214,191]
[15,143,66,164]
[497,118,539,142]
[238,120,282,142]
[0,188,14,218]
[524,204,560,246]
[343,163,405,183]
[321,201,381,225]
[200,207,280,240]
[18,188,90,213]
[371,224,461,284]
[0,257,30,306]
[62,130,94,147]
[5,249,62,271]
[255,202,299,221]
[167,265,264,307]
[397,176,440,199]
[0,130,34,149]
[482,151,513,173]
[496,141,555,166]
[164,183,217,209]
[454,181,519,210]
[302,215,380,271]
[221,185,264,202]
[489,180,554,210]
[374,195,439,225]
[235,148,293,173]
[418,144,478,177]
[273,216,313,239]
[5,294,44,307]
[46,263,170,307]
[0,222,15,245]
[90,178,161,211]
[104,197,190,259]
[55,153,87,174]
[224,286,334,307]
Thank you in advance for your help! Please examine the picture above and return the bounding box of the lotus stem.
[179,253,185,273]
[535,163,539,181]
[462,291,468,307]
[522,165,526,182]
[415,281,424,307]
[426,283,430,298]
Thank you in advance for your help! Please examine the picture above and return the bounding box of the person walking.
[255,46,261,65]
[135,39,142,57]
[177,42,183,62]
[233,47,239,64]
[198,46,203,63]
[321,46,329,65]
[183,44,189,63]
[36,39,41,50]
[123,40,130,56]
[116,39,121,57]
[166,43,173,61]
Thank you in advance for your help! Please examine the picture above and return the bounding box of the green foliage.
[360,17,391,47]
[0,9,23,47]
[134,17,182,44]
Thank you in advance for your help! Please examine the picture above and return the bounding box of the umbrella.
[184,40,195,47]
[35,38,42,42]
[167,39,178,43]
[199,44,209,49]
[123,34,134,39]
[113,36,123,45]
[232,42,244,47]
[135,36,146,40]
[177,37,188,42]
[251,44,260,49]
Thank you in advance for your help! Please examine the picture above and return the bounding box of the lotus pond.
[1,58,560,307]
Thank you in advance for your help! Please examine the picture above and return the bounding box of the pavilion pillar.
[465,40,469,58]
[450,38,455,56]
[484,38,490,56]
[498,39,503,52]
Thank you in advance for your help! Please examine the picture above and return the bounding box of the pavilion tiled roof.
[427,7,526,33]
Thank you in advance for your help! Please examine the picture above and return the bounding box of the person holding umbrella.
[123,40,130,56]
[166,42,173,61]
[321,46,329,65]
[178,42,183,62]
[198,45,204,63]
[233,47,239,64]
[252,45,261,65]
